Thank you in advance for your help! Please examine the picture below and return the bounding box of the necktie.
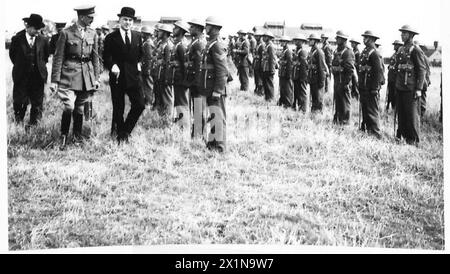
[125,32,131,50]
[29,38,34,48]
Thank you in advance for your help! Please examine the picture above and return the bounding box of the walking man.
[103,7,145,142]
[10,13,49,127]
[50,6,99,149]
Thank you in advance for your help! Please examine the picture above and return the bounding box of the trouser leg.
[206,95,226,152]
[124,86,146,136]
[27,74,44,125]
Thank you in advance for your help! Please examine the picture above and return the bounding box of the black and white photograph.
[1,0,446,254]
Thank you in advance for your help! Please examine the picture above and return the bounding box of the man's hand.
[111,64,120,77]
[94,80,100,90]
[50,82,58,93]
[212,91,221,98]
[414,90,422,99]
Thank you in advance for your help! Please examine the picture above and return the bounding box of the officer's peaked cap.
[399,24,419,35]
[74,5,96,16]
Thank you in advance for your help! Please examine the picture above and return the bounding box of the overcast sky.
[1,0,444,55]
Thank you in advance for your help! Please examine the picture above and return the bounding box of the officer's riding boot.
[60,111,72,150]
[73,112,84,143]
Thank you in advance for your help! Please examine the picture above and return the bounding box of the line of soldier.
[227,26,431,145]
[8,6,435,153]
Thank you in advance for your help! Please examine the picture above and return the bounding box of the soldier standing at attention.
[292,34,309,112]
[357,30,383,138]
[252,30,265,96]
[141,26,155,107]
[350,38,361,99]
[416,41,431,118]
[277,36,293,108]
[233,30,250,91]
[395,25,427,144]
[331,31,355,125]
[321,33,333,93]
[169,21,190,128]
[9,13,49,127]
[155,24,174,119]
[50,5,100,149]
[307,33,328,113]
[186,19,207,139]
[151,24,162,110]
[49,22,66,55]
[248,30,257,78]
[200,16,228,152]
[386,40,403,111]
[261,31,276,102]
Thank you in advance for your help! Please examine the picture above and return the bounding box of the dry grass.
[6,52,443,250]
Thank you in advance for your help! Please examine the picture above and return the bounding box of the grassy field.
[6,52,444,250]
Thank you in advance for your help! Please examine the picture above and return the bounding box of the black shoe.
[59,135,68,151]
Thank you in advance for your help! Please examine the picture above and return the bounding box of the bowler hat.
[117,7,137,20]
[55,22,67,29]
[23,14,45,29]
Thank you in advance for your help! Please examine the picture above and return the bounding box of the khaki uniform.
[155,39,174,117]
[142,37,155,105]
[308,45,327,112]
[235,38,250,91]
[51,23,99,137]
[278,46,293,107]
[386,49,399,110]
[262,41,276,101]
[292,47,309,112]
[253,40,265,96]
[322,42,333,93]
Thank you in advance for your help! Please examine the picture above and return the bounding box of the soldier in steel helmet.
[253,30,265,96]
[169,21,190,129]
[141,25,156,107]
[186,18,207,139]
[349,38,361,99]
[415,41,431,119]
[277,36,294,108]
[321,33,333,94]
[331,30,355,125]
[233,29,251,91]
[248,30,257,78]
[357,30,383,138]
[307,33,328,113]
[155,24,174,120]
[201,16,228,152]
[394,25,427,144]
[50,5,100,149]
[261,31,277,101]
[291,33,309,112]
[386,40,403,111]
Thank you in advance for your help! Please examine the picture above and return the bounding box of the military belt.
[331,66,344,73]
[397,63,414,71]
[359,65,372,72]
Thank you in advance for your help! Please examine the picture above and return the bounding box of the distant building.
[422,41,442,67]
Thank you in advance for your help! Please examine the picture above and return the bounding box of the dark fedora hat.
[117,7,137,20]
[22,14,45,29]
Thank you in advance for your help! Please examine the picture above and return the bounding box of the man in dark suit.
[9,13,49,126]
[103,7,145,143]
[49,22,66,55]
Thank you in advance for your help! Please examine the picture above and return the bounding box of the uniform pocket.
[67,40,80,55]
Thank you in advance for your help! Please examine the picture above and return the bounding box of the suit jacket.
[9,30,49,83]
[51,24,100,91]
[103,29,143,89]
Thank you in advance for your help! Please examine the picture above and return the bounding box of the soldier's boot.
[60,111,72,151]
[72,112,84,144]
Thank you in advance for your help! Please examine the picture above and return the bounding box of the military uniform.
[331,44,355,124]
[253,38,265,96]
[262,35,276,101]
[278,41,293,107]
[394,40,426,144]
[169,37,188,127]
[292,46,309,112]
[386,43,401,111]
[141,34,155,106]
[420,55,431,117]
[234,36,250,91]
[248,34,257,78]
[51,17,99,141]
[308,43,327,112]
[322,40,333,93]
[350,39,361,98]
[185,30,207,138]
[357,43,383,137]
[155,36,174,117]
[151,39,162,110]
[201,17,228,152]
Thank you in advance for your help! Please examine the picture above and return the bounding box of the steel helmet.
[292,33,307,41]
[254,30,264,36]
[399,24,419,35]
[361,30,379,40]
[321,33,328,39]
[279,35,292,42]
[237,29,247,34]
[308,33,321,41]
[158,24,173,34]
[141,26,154,34]
[205,16,223,28]
[349,38,360,44]
[174,20,190,33]
[392,40,403,46]
[188,18,205,28]
[335,30,349,40]
[263,30,275,38]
